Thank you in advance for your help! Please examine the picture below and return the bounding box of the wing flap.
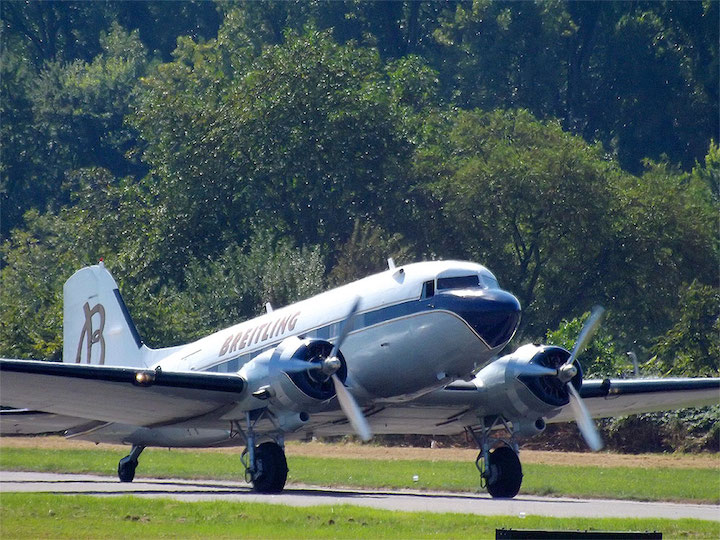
[0,409,89,435]
[0,359,246,427]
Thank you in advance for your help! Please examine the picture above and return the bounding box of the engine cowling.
[472,343,583,430]
[238,336,348,413]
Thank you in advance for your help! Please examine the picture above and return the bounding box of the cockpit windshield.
[481,275,499,290]
[437,275,480,290]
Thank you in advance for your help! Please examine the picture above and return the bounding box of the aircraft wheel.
[118,456,137,483]
[486,446,523,498]
[252,441,288,494]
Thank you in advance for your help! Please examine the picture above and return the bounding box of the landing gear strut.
[468,417,523,498]
[118,445,144,483]
[237,412,288,494]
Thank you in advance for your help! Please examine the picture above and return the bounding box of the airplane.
[1,259,718,497]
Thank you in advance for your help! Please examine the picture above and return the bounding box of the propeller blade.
[280,359,324,374]
[329,297,361,360]
[567,381,603,451]
[564,306,605,368]
[517,364,558,377]
[332,373,372,441]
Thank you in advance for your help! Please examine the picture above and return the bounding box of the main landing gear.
[118,445,145,483]
[468,417,523,498]
[242,441,288,493]
[237,412,289,494]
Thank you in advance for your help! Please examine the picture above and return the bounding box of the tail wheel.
[252,442,288,494]
[486,446,523,498]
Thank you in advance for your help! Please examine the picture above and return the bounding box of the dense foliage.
[1,0,718,394]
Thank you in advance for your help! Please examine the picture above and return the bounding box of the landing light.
[134,371,155,386]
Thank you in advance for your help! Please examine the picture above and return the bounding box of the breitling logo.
[219,311,301,357]
[76,302,106,364]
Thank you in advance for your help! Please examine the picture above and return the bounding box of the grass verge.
[1,446,718,503]
[1,493,718,539]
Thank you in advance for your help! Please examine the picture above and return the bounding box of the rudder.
[63,262,147,367]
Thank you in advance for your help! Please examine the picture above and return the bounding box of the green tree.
[131,28,423,268]
[545,312,627,378]
[607,158,718,342]
[416,109,619,338]
[651,282,720,377]
[0,210,80,359]
[434,0,571,117]
[30,23,148,180]
[217,1,455,60]
[160,231,327,343]
[1,23,149,241]
[1,1,113,67]
[114,0,221,62]
[328,220,415,286]
[588,6,717,172]
[413,108,718,351]
[691,140,719,201]
[431,1,718,173]
[0,30,46,240]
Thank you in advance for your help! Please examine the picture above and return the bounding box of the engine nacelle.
[237,336,347,414]
[472,343,583,423]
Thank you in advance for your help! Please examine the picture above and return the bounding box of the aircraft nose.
[474,289,522,347]
[435,288,521,348]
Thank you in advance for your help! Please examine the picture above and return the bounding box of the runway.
[2,471,718,521]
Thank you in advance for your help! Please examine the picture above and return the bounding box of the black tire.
[486,446,523,498]
[118,456,137,483]
[252,442,288,494]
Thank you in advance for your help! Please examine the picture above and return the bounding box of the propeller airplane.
[1,260,717,497]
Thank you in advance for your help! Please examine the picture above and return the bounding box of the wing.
[305,377,720,437]
[551,377,720,423]
[3,357,717,438]
[0,359,245,427]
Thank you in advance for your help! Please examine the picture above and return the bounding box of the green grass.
[1,493,718,539]
[2,446,719,503]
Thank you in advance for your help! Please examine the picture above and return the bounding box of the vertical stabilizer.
[63,263,147,367]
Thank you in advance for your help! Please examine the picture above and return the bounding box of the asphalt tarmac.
[1,471,718,521]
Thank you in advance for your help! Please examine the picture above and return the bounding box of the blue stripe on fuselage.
[206,288,520,372]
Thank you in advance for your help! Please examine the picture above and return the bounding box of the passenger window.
[437,275,480,290]
[422,280,435,298]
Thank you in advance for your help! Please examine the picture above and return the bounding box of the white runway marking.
[1,471,718,521]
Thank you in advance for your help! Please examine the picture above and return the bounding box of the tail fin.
[63,262,147,367]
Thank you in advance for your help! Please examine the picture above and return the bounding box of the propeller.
[279,298,362,377]
[558,305,605,383]
[332,372,372,441]
[327,297,372,441]
[279,297,371,441]
[568,380,603,451]
[560,306,605,451]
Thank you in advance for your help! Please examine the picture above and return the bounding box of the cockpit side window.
[437,275,480,290]
[421,280,435,298]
